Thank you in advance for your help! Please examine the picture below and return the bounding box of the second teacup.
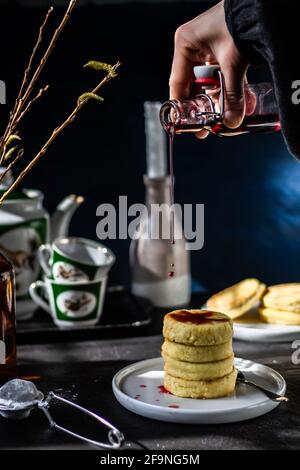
[29,276,107,329]
[38,237,115,282]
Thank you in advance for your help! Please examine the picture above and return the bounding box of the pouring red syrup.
[168,129,176,277]
[169,130,175,245]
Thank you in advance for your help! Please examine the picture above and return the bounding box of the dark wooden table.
[1,332,299,450]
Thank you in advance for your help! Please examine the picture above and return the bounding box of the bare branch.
[19,0,76,111]
[14,85,50,128]
[0,7,53,160]
[0,149,24,186]
[0,0,77,164]
[16,7,54,108]
[0,62,121,204]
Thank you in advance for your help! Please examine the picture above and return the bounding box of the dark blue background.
[1,1,299,293]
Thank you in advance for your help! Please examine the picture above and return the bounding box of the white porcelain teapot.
[0,168,84,320]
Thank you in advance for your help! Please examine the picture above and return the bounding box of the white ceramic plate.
[112,357,286,424]
[233,322,300,343]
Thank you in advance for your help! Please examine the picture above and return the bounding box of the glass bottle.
[0,168,16,383]
[160,65,281,137]
[0,253,16,383]
[130,175,191,308]
[130,102,191,308]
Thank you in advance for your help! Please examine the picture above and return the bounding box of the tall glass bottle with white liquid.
[130,102,191,307]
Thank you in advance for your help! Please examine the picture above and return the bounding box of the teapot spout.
[50,194,84,242]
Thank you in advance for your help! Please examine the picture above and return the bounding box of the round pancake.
[162,351,234,380]
[163,309,233,346]
[259,307,300,325]
[162,339,233,363]
[263,283,300,313]
[164,367,237,399]
[206,278,266,320]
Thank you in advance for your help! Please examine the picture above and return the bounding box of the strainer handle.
[39,392,124,449]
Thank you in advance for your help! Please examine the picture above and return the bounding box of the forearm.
[224,0,300,158]
[224,0,266,65]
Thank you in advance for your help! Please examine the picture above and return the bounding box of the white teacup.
[38,237,115,283]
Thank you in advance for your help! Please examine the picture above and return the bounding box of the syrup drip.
[169,129,175,245]
[169,263,175,277]
[169,309,230,325]
[169,129,175,277]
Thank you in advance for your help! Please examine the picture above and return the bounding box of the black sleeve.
[224,0,300,159]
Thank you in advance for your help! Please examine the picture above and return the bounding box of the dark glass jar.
[0,253,16,384]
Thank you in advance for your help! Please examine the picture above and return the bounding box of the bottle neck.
[144,175,172,207]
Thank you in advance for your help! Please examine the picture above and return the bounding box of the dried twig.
[0,62,121,204]
[18,0,76,114]
[0,7,53,159]
[14,85,50,127]
[15,7,53,110]
[0,0,76,165]
[0,149,24,187]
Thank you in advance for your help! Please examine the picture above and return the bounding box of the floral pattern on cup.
[38,237,115,282]
[52,261,89,282]
[56,291,96,318]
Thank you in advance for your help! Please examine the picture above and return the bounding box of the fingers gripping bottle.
[160,65,280,136]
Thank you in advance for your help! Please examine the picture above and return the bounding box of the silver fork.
[237,371,289,402]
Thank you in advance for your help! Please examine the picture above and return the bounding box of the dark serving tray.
[17,286,152,344]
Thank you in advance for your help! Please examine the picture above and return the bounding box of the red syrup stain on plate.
[140,384,147,388]
[158,385,172,394]
[168,405,179,409]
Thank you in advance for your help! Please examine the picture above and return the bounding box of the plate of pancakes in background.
[205,278,300,342]
[113,309,286,424]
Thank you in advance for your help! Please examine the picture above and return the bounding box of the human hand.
[169,0,248,138]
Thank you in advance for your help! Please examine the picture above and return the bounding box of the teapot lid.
[0,167,41,202]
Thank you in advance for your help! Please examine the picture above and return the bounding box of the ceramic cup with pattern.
[38,237,115,282]
[29,276,107,329]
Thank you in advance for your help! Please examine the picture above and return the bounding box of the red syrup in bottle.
[211,113,281,136]
[170,113,280,136]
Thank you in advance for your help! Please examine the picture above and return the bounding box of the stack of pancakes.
[162,309,237,399]
[260,283,300,325]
